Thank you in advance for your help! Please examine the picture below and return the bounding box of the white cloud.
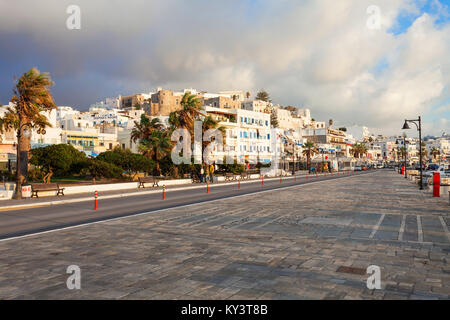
[0,0,449,135]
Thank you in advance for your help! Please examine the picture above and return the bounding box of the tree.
[97,147,154,178]
[255,89,271,102]
[418,142,428,162]
[351,143,368,159]
[246,91,251,99]
[85,159,122,184]
[168,92,203,134]
[131,115,163,144]
[302,142,318,172]
[138,130,172,175]
[430,147,440,163]
[329,119,333,127]
[0,68,57,198]
[30,144,87,183]
[270,111,279,128]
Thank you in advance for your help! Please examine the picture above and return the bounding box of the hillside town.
[1,87,449,177]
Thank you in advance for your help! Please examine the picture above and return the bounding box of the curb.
[0,173,327,211]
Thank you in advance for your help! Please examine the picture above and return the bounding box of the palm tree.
[138,130,172,175]
[351,143,368,159]
[131,115,163,144]
[430,147,440,163]
[255,89,270,102]
[0,68,56,199]
[399,146,407,163]
[418,142,428,162]
[168,92,203,134]
[302,141,318,172]
[201,115,226,163]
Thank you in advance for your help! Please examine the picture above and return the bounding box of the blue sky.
[390,0,450,34]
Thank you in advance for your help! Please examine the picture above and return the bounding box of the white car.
[424,166,450,178]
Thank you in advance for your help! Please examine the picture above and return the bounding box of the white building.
[345,126,370,142]
[426,137,450,159]
[205,106,272,164]
[242,100,269,113]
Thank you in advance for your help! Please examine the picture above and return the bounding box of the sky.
[0,0,449,137]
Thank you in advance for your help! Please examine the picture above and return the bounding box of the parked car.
[423,166,450,178]
[354,166,362,171]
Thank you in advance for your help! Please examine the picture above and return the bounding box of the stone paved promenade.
[0,170,448,300]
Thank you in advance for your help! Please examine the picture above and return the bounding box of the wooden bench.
[240,172,250,180]
[31,183,65,198]
[192,174,201,183]
[224,173,236,181]
[138,176,162,188]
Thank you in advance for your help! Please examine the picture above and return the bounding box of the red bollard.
[402,166,405,175]
[280,175,282,184]
[294,174,296,182]
[433,172,440,197]
[262,176,264,186]
[162,185,165,200]
[94,190,98,210]
[238,179,241,190]
[207,181,210,193]
[306,175,308,181]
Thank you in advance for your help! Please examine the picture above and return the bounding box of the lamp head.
[402,121,410,130]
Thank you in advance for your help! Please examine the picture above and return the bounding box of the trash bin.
[22,185,32,198]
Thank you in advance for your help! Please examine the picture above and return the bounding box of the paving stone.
[0,171,448,300]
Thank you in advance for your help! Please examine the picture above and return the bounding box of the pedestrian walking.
[200,165,204,183]
[209,163,215,183]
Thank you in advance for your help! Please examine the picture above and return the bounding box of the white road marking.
[417,215,424,243]
[438,216,450,242]
[0,172,373,243]
[398,214,406,241]
[369,214,385,239]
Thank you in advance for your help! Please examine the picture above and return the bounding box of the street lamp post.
[403,134,407,179]
[402,117,423,189]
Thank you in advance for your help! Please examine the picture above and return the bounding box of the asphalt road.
[0,171,374,240]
